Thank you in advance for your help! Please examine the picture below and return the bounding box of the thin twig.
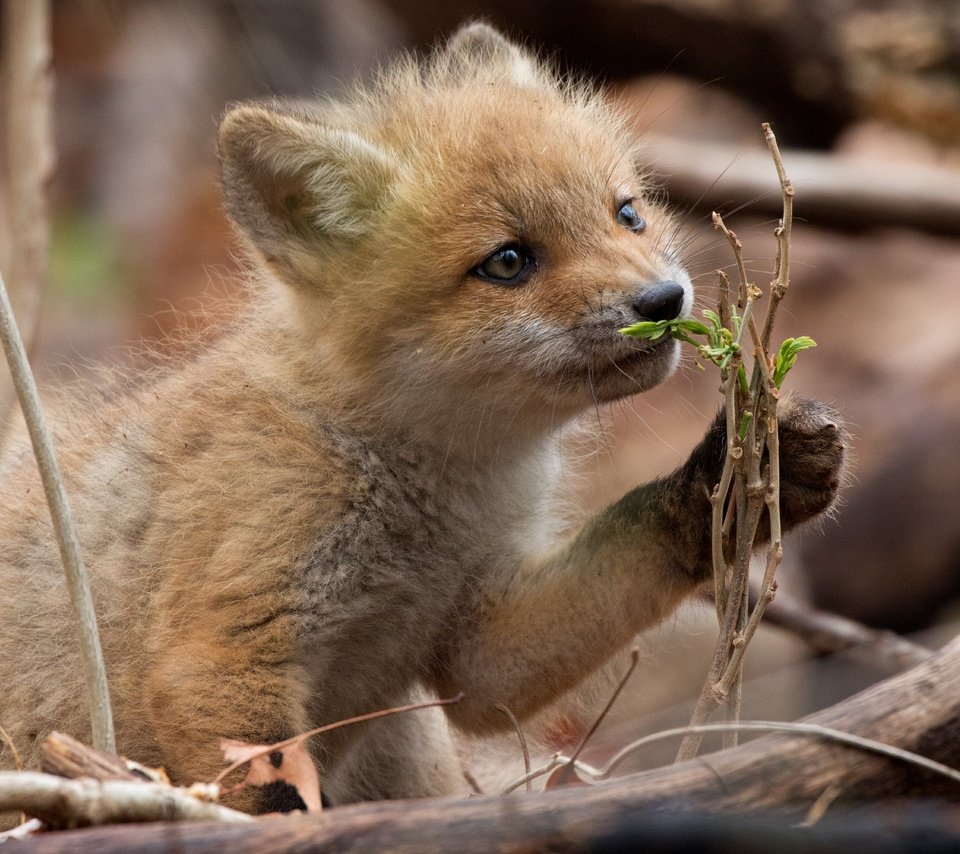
[0,267,115,753]
[609,720,960,785]
[493,651,647,795]
[714,124,795,693]
[760,122,794,350]
[550,648,640,786]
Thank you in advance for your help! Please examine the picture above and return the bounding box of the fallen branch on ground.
[10,633,960,851]
[0,772,251,828]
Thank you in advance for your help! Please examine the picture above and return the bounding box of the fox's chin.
[581,337,681,403]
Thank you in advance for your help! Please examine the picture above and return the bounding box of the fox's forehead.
[410,86,634,178]
[382,85,645,238]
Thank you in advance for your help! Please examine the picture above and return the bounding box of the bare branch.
[677,124,795,761]
[751,586,933,670]
[0,772,252,827]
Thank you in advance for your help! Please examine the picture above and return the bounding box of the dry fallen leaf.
[213,694,465,811]
[219,738,323,812]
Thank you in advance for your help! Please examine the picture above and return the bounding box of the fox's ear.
[218,104,397,287]
[443,22,540,87]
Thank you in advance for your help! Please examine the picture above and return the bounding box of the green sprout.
[620,315,815,391]
[773,336,817,387]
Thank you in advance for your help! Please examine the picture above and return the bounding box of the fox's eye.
[473,244,535,285]
[617,201,646,233]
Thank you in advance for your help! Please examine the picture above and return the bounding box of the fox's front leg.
[432,397,846,732]
[144,636,314,814]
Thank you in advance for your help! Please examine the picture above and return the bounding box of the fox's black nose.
[632,281,686,322]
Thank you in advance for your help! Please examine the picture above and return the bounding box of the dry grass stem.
[502,719,960,795]
[800,783,843,827]
[0,267,115,753]
[0,723,23,772]
[496,705,532,793]
[550,648,640,786]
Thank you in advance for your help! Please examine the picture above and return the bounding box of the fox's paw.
[777,396,847,531]
[663,396,846,579]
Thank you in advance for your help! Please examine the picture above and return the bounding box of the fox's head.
[219,23,692,442]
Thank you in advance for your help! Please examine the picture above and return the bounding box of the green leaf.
[773,336,817,387]
[702,309,722,330]
[620,315,816,391]
[620,320,671,339]
[674,319,712,337]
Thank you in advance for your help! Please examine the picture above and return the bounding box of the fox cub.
[0,24,844,810]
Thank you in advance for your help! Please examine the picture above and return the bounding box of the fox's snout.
[631,280,687,323]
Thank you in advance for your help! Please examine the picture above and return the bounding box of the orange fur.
[0,24,844,812]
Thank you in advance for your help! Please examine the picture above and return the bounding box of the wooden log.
[747,588,933,670]
[12,634,960,852]
[644,135,960,236]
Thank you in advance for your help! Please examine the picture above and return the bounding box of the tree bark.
[12,634,960,852]
[41,732,142,783]
[0,0,54,454]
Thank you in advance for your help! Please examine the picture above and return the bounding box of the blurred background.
[3,0,960,777]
